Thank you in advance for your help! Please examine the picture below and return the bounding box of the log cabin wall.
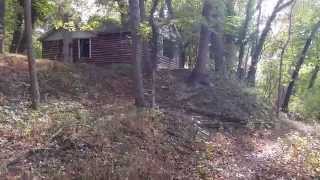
[42,31,179,69]
[89,32,132,64]
[158,55,179,69]
[42,40,63,61]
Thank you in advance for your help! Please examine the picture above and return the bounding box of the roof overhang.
[40,30,97,41]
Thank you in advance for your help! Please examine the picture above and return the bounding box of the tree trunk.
[237,0,254,79]
[17,30,28,54]
[282,20,320,112]
[129,0,146,107]
[149,0,160,108]
[165,0,182,69]
[211,32,226,75]
[224,35,236,74]
[179,43,189,68]
[25,0,40,109]
[117,0,128,27]
[276,1,294,116]
[0,0,4,53]
[63,31,72,62]
[247,0,295,86]
[9,9,23,53]
[308,64,319,89]
[139,0,152,75]
[189,0,212,84]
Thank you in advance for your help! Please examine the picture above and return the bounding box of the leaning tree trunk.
[237,0,255,79]
[129,0,146,107]
[308,64,319,89]
[282,20,320,112]
[189,0,212,84]
[276,1,295,116]
[0,0,4,53]
[247,0,295,86]
[25,0,40,109]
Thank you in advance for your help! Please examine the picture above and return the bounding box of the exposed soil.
[0,54,319,179]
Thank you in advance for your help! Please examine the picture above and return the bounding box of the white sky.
[80,0,283,23]
[79,0,101,22]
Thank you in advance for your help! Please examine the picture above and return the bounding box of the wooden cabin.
[40,29,180,69]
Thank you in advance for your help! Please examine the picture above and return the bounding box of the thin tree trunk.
[150,0,160,108]
[189,0,212,84]
[243,46,250,78]
[25,0,40,109]
[250,0,263,63]
[117,0,128,26]
[179,42,189,68]
[10,9,23,53]
[211,31,226,75]
[247,0,294,86]
[139,0,152,75]
[308,64,319,89]
[165,0,181,67]
[276,1,295,116]
[282,20,320,112]
[0,0,4,53]
[62,31,72,62]
[210,1,226,76]
[129,0,146,107]
[165,0,175,19]
[237,0,254,79]
[224,0,236,75]
[17,30,27,54]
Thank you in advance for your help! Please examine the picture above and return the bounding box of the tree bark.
[276,1,295,116]
[0,0,4,53]
[9,6,23,53]
[129,0,146,107]
[165,0,182,68]
[25,0,40,109]
[150,0,160,107]
[308,64,319,89]
[237,0,254,79]
[223,1,236,76]
[247,0,294,86]
[62,31,72,62]
[189,0,212,84]
[165,0,175,19]
[282,20,320,112]
[211,31,226,75]
[116,0,129,27]
[139,0,152,75]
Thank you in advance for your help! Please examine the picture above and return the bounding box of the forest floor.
[0,54,320,180]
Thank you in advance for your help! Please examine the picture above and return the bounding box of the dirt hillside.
[0,54,319,179]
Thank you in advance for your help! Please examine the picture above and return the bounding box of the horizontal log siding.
[42,40,63,61]
[89,33,132,64]
[42,32,179,69]
[158,55,179,69]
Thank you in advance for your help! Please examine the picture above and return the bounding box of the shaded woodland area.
[0,0,320,179]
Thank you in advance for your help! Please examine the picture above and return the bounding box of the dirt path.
[195,117,320,179]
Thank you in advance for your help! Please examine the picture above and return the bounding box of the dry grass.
[0,54,319,179]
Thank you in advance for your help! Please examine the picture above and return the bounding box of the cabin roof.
[40,30,97,41]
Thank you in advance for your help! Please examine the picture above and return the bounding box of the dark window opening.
[79,39,90,58]
[163,39,174,59]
